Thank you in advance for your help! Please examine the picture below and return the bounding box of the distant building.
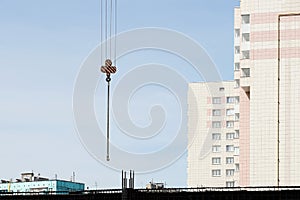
[187,81,240,187]
[146,182,165,189]
[0,172,84,193]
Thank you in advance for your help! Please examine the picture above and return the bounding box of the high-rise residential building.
[236,0,300,187]
[187,82,240,187]
[188,0,300,187]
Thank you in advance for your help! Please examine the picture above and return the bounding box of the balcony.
[241,23,250,33]
[240,68,250,89]
[234,121,239,130]
[234,104,240,113]
[234,37,240,46]
[241,41,250,51]
[240,76,250,88]
[234,53,240,62]
[234,70,240,79]
[226,115,235,121]
[240,58,251,66]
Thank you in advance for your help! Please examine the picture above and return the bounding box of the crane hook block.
[101,59,117,75]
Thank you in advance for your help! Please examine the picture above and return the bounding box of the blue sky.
[0,0,239,189]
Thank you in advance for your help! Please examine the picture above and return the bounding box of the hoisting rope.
[100,0,117,161]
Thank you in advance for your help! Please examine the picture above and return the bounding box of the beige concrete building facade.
[235,0,300,187]
[188,0,300,187]
[187,82,240,187]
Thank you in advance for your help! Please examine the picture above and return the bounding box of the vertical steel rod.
[106,76,110,161]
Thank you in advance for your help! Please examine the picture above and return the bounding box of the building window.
[226,109,234,116]
[235,46,240,54]
[226,133,235,140]
[212,133,221,140]
[242,50,250,59]
[234,63,240,71]
[226,157,234,164]
[226,97,236,104]
[241,14,250,24]
[226,145,234,152]
[212,157,221,165]
[212,97,221,104]
[212,121,221,128]
[234,147,240,155]
[235,164,240,172]
[226,169,235,176]
[219,87,225,91]
[212,145,221,153]
[242,33,250,42]
[235,29,240,38]
[235,130,240,139]
[226,121,234,128]
[212,169,221,177]
[226,181,235,187]
[242,68,250,77]
[212,109,221,116]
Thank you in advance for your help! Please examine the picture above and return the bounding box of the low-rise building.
[0,172,84,193]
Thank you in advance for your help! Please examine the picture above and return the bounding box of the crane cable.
[100,0,117,161]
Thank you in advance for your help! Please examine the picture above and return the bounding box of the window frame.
[226,145,234,152]
[226,109,234,116]
[226,157,234,164]
[212,157,221,165]
[212,169,221,177]
[226,181,235,187]
[212,97,221,104]
[226,132,235,140]
[212,133,221,140]
[212,121,222,128]
[212,109,221,116]
[226,96,236,104]
[226,169,235,177]
[226,121,234,128]
[212,145,221,153]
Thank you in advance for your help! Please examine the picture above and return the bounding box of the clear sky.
[0,0,239,189]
